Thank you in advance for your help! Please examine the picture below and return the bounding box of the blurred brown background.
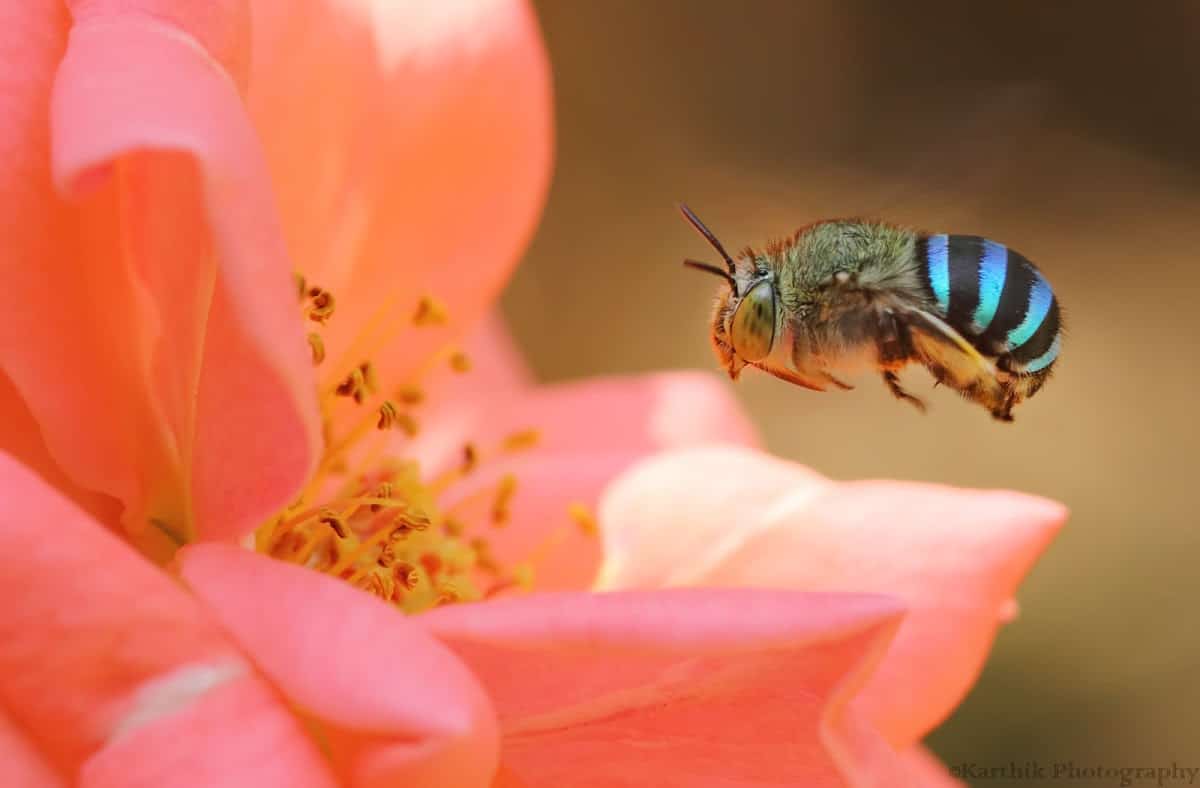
[502,1,1200,783]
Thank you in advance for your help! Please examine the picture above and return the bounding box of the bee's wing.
[900,308,1007,403]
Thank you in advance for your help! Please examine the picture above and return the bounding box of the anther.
[396,384,424,405]
[377,400,399,431]
[359,362,378,395]
[335,366,367,403]
[501,429,541,452]
[318,509,347,539]
[394,562,419,591]
[568,502,598,537]
[443,517,466,537]
[413,296,449,326]
[461,443,479,474]
[491,474,518,526]
[307,333,326,365]
[357,571,391,600]
[435,583,461,606]
[471,538,499,574]
[306,287,336,324]
[449,350,471,373]
[371,483,394,513]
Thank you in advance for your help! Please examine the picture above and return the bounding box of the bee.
[680,204,1062,421]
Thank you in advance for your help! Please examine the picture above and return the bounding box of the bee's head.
[680,204,777,378]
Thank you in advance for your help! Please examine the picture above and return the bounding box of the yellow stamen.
[396,384,424,405]
[501,429,541,452]
[491,474,518,526]
[413,296,449,326]
[257,275,563,614]
[568,502,598,536]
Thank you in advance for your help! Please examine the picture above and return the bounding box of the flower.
[0,0,1066,785]
[596,446,1067,781]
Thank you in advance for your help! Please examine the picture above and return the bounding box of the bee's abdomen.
[915,234,1061,372]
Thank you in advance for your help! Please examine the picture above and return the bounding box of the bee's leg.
[822,372,855,390]
[882,370,927,413]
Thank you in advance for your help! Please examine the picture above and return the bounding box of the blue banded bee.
[680,205,1062,421]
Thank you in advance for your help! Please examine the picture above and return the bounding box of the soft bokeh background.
[502,1,1200,784]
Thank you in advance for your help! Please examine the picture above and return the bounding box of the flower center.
[251,278,589,613]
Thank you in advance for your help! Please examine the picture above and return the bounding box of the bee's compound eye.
[729,280,776,361]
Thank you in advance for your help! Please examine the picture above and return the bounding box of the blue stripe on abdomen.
[1007,275,1054,349]
[1026,333,1061,372]
[925,234,950,312]
[972,241,1008,333]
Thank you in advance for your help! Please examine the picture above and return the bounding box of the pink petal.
[0,709,63,788]
[1,1,321,543]
[414,370,760,477]
[423,588,916,787]
[599,446,1066,748]
[0,452,330,781]
[82,676,336,788]
[180,544,500,788]
[595,445,828,590]
[437,451,646,592]
[414,311,535,450]
[247,0,553,401]
[428,372,761,591]
[0,370,122,529]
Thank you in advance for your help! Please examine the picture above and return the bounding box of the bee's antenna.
[683,258,737,290]
[678,203,736,276]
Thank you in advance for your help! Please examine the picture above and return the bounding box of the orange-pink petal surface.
[180,544,500,788]
[423,588,916,787]
[2,0,319,545]
[247,0,553,396]
[430,370,761,589]
[0,451,332,785]
[0,708,63,788]
[598,446,1067,747]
